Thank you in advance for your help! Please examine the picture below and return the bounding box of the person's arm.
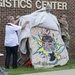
[12,20,29,31]
[14,19,19,24]
[14,15,20,24]
[21,21,29,30]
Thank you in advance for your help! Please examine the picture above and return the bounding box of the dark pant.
[5,45,18,69]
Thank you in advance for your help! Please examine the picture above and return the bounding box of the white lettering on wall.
[35,0,67,10]
[6,0,12,7]
[0,0,67,10]
[35,0,42,9]
[27,0,32,8]
[0,0,2,7]
[62,2,67,10]
[20,0,26,8]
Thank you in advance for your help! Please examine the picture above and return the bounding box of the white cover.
[18,7,60,54]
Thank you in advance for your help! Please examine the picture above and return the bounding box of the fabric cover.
[18,7,60,54]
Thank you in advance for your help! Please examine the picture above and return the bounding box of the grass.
[7,59,75,75]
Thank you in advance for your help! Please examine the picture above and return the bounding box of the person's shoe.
[5,67,9,69]
[13,66,17,69]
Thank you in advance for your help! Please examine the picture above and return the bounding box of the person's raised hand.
[25,21,29,24]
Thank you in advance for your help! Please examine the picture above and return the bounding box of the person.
[46,5,61,32]
[46,5,53,13]
[58,14,70,50]
[4,16,29,69]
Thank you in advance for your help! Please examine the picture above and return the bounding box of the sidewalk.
[21,69,75,75]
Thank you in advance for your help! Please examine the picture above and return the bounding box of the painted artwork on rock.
[29,27,69,68]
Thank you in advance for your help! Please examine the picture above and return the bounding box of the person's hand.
[21,21,29,30]
[16,15,20,19]
[25,21,29,24]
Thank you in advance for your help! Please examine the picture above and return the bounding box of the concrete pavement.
[21,69,75,75]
